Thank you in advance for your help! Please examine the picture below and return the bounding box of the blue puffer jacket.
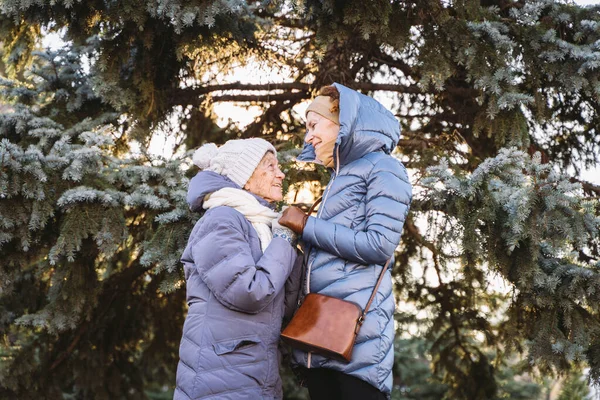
[292,83,412,396]
[174,172,302,400]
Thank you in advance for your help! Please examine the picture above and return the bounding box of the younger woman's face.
[304,111,340,165]
[244,152,285,202]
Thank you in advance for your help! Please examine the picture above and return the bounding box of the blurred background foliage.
[1,0,600,399]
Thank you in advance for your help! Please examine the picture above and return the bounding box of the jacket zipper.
[305,146,341,369]
[305,145,340,294]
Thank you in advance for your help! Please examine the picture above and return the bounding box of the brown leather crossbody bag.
[280,197,391,363]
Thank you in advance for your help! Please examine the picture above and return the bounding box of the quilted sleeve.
[191,209,297,314]
[302,157,412,265]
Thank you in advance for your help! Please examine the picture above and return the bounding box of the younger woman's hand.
[279,206,308,234]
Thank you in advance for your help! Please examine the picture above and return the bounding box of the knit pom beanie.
[192,138,276,188]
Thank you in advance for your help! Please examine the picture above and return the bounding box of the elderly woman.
[280,84,412,400]
[174,138,301,400]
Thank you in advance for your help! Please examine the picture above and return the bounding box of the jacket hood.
[187,171,272,212]
[297,83,401,167]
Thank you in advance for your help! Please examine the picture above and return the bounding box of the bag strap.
[307,196,322,215]
[358,258,392,326]
[301,196,323,290]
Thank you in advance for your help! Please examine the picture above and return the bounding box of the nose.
[276,166,285,179]
[305,129,315,144]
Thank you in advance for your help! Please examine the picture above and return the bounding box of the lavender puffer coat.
[174,171,301,400]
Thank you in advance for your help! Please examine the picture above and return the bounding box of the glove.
[279,206,308,235]
[272,217,298,246]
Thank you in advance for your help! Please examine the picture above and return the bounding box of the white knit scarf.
[203,188,279,252]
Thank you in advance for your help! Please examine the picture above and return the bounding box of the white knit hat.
[192,138,277,188]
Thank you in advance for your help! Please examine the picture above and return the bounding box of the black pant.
[304,368,387,400]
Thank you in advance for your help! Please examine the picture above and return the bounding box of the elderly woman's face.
[304,111,340,165]
[244,152,285,202]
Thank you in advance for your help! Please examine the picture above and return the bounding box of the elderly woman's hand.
[272,217,298,246]
[279,206,308,234]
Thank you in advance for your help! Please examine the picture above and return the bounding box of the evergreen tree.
[557,367,590,400]
[1,1,600,399]
[0,45,193,399]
